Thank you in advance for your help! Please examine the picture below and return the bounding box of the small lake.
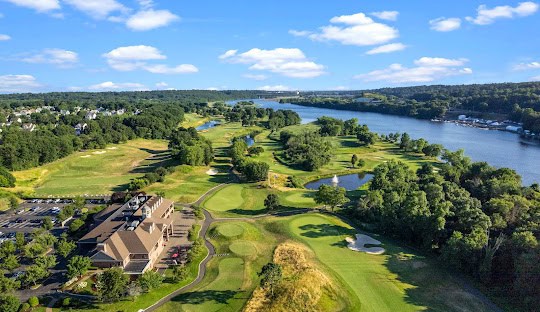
[305,173,374,191]
[196,120,220,131]
[245,135,255,147]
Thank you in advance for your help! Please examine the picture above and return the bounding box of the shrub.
[62,298,71,307]
[27,297,39,307]
[19,302,30,312]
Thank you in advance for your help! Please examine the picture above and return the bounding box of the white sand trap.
[346,234,385,254]
[206,168,219,175]
[106,147,118,150]
[80,155,91,158]
[93,151,106,155]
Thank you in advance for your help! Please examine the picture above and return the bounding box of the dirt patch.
[92,151,106,155]
[106,147,118,150]
[80,155,91,158]
[206,168,218,175]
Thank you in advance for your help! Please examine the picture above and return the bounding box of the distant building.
[78,194,175,275]
[355,97,383,104]
[458,115,467,120]
[85,111,98,120]
[74,123,87,135]
[22,123,36,132]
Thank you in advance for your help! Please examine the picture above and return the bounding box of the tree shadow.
[170,289,242,305]
[298,223,356,238]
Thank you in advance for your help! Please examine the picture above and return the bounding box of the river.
[228,99,539,185]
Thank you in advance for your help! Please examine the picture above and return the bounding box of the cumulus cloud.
[466,2,539,25]
[430,17,462,32]
[290,12,398,46]
[513,61,540,70]
[257,85,292,91]
[126,9,179,31]
[63,0,127,19]
[366,43,406,55]
[3,0,60,12]
[88,81,148,91]
[20,49,78,67]
[354,57,472,84]
[103,45,198,74]
[0,34,11,41]
[220,48,326,78]
[243,74,268,81]
[0,74,42,93]
[370,11,399,21]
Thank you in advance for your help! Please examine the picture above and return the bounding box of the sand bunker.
[206,168,218,175]
[106,147,118,150]
[93,151,106,155]
[346,234,385,254]
[80,155,91,158]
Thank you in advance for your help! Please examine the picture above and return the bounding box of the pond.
[245,135,255,147]
[196,120,220,131]
[305,173,373,191]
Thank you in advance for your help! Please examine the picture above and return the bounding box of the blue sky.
[0,0,539,93]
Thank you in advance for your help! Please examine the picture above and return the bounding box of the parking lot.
[0,198,107,236]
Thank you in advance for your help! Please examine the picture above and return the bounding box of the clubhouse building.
[78,194,175,275]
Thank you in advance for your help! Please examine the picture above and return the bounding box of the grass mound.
[216,223,245,237]
[229,241,258,257]
[245,242,347,312]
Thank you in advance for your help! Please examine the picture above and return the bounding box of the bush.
[286,176,303,188]
[19,303,30,312]
[27,297,39,307]
[62,297,71,307]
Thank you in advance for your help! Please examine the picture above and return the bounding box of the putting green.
[204,184,245,212]
[216,223,244,237]
[229,241,258,257]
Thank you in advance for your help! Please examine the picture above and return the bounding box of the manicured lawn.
[9,139,172,197]
[158,221,276,312]
[285,213,494,312]
[181,113,210,128]
[143,165,230,203]
[202,183,316,218]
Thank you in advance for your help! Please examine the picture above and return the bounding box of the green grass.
[181,113,210,128]
[284,213,494,312]
[202,183,316,218]
[158,221,276,312]
[215,223,245,237]
[8,139,172,197]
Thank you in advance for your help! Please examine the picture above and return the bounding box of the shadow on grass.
[170,289,243,305]
[298,223,356,238]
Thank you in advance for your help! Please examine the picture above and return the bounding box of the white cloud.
[257,85,292,91]
[291,12,398,46]
[531,75,540,81]
[126,9,179,31]
[144,64,198,74]
[513,61,540,70]
[466,2,539,25]
[0,74,42,93]
[103,45,198,74]
[3,0,60,12]
[430,17,462,32]
[289,30,312,37]
[332,86,350,91]
[0,34,11,41]
[366,43,406,55]
[243,74,268,81]
[137,0,154,9]
[88,81,148,91]
[21,48,78,67]
[370,11,399,21]
[355,57,473,84]
[220,48,326,78]
[155,81,168,88]
[63,0,127,19]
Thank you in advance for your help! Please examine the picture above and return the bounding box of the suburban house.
[78,194,175,275]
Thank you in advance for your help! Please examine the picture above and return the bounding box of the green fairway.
[286,213,494,312]
[203,183,315,218]
[229,241,258,257]
[10,139,172,197]
[216,223,244,237]
[181,113,210,128]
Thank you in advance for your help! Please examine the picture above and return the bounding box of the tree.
[264,194,280,211]
[172,265,188,283]
[42,216,53,230]
[241,161,269,182]
[35,255,56,269]
[0,272,20,292]
[96,268,129,302]
[126,282,143,299]
[55,238,76,259]
[19,265,48,287]
[400,133,412,151]
[0,294,19,312]
[351,154,358,168]
[138,270,164,292]
[314,184,350,211]
[356,125,376,146]
[15,232,24,251]
[258,262,282,298]
[0,255,19,272]
[67,256,91,279]
[69,218,85,233]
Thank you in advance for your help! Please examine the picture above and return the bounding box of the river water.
[228,99,539,185]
